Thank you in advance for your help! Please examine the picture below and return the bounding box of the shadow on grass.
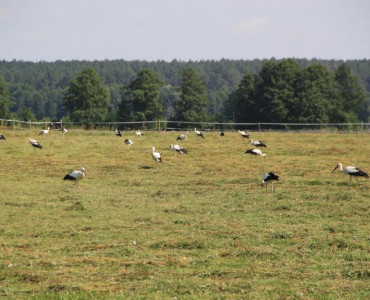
[139,165,154,170]
[308,180,368,188]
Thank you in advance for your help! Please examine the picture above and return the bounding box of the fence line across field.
[0,119,369,133]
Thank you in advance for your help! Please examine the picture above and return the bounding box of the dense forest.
[0,58,369,123]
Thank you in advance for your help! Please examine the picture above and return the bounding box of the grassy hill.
[0,129,369,298]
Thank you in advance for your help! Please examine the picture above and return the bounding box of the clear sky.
[1,0,369,62]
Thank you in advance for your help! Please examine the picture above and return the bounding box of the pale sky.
[1,0,369,62]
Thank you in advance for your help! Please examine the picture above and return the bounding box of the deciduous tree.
[124,69,163,121]
[226,73,256,122]
[64,68,110,125]
[256,59,301,122]
[292,64,335,122]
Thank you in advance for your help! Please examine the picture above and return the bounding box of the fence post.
[158,120,161,132]
[29,121,31,132]
[258,122,261,132]
[361,121,363,135]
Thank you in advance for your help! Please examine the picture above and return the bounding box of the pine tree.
[176,68,210,122]
[0,76,12,119]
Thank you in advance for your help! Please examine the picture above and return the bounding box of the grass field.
[0,129,369,299]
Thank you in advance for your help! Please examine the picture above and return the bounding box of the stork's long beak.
[331,165,338,173]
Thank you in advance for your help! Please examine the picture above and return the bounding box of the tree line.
[0,58,369,123]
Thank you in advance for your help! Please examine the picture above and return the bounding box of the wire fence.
[0,119,369,133]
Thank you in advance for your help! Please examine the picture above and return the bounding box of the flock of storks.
[113,127,368,192]
[1,128,86,188]
[0,126,368,191]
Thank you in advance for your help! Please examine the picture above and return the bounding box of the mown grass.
[0,129,369,299]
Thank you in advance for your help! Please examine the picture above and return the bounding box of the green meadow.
[0,129,369,299]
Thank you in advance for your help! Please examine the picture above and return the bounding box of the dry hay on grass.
[0,130,369,298]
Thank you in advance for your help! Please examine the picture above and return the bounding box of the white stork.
[61,128,68,137]
[124,138,133,149]
[0,134,6,141]
[194,128,204,138]
[176,132,189,141]
[250,139,267,147]
[262,172,279,192]
[115,128,121,137]
[238,130,249,138]
[332,163,369,185]
[151,147,162,163]
[136,130,144,138]
[245,148,266,157]
[169,144,188,155]
[29,138,42,150]
[63,167,86,188]
[39,127,50,136]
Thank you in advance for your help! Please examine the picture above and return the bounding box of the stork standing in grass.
[245,148,266,157]
[0,134,6,141]
[115,128,121,137]
[262,172,279,192]
[169,144,188,156]
[124,138,133,149]
[238,130,249,138]
[177,132,189,141]
[39,127,50,136]
[63,167,86,188]
[151,147,162,163]
[61,128,68,138]
[194,128,204,138]
[332,163,368,185]
[136,130,144,138]
[250,139,267,147]
[29,138,42,150]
